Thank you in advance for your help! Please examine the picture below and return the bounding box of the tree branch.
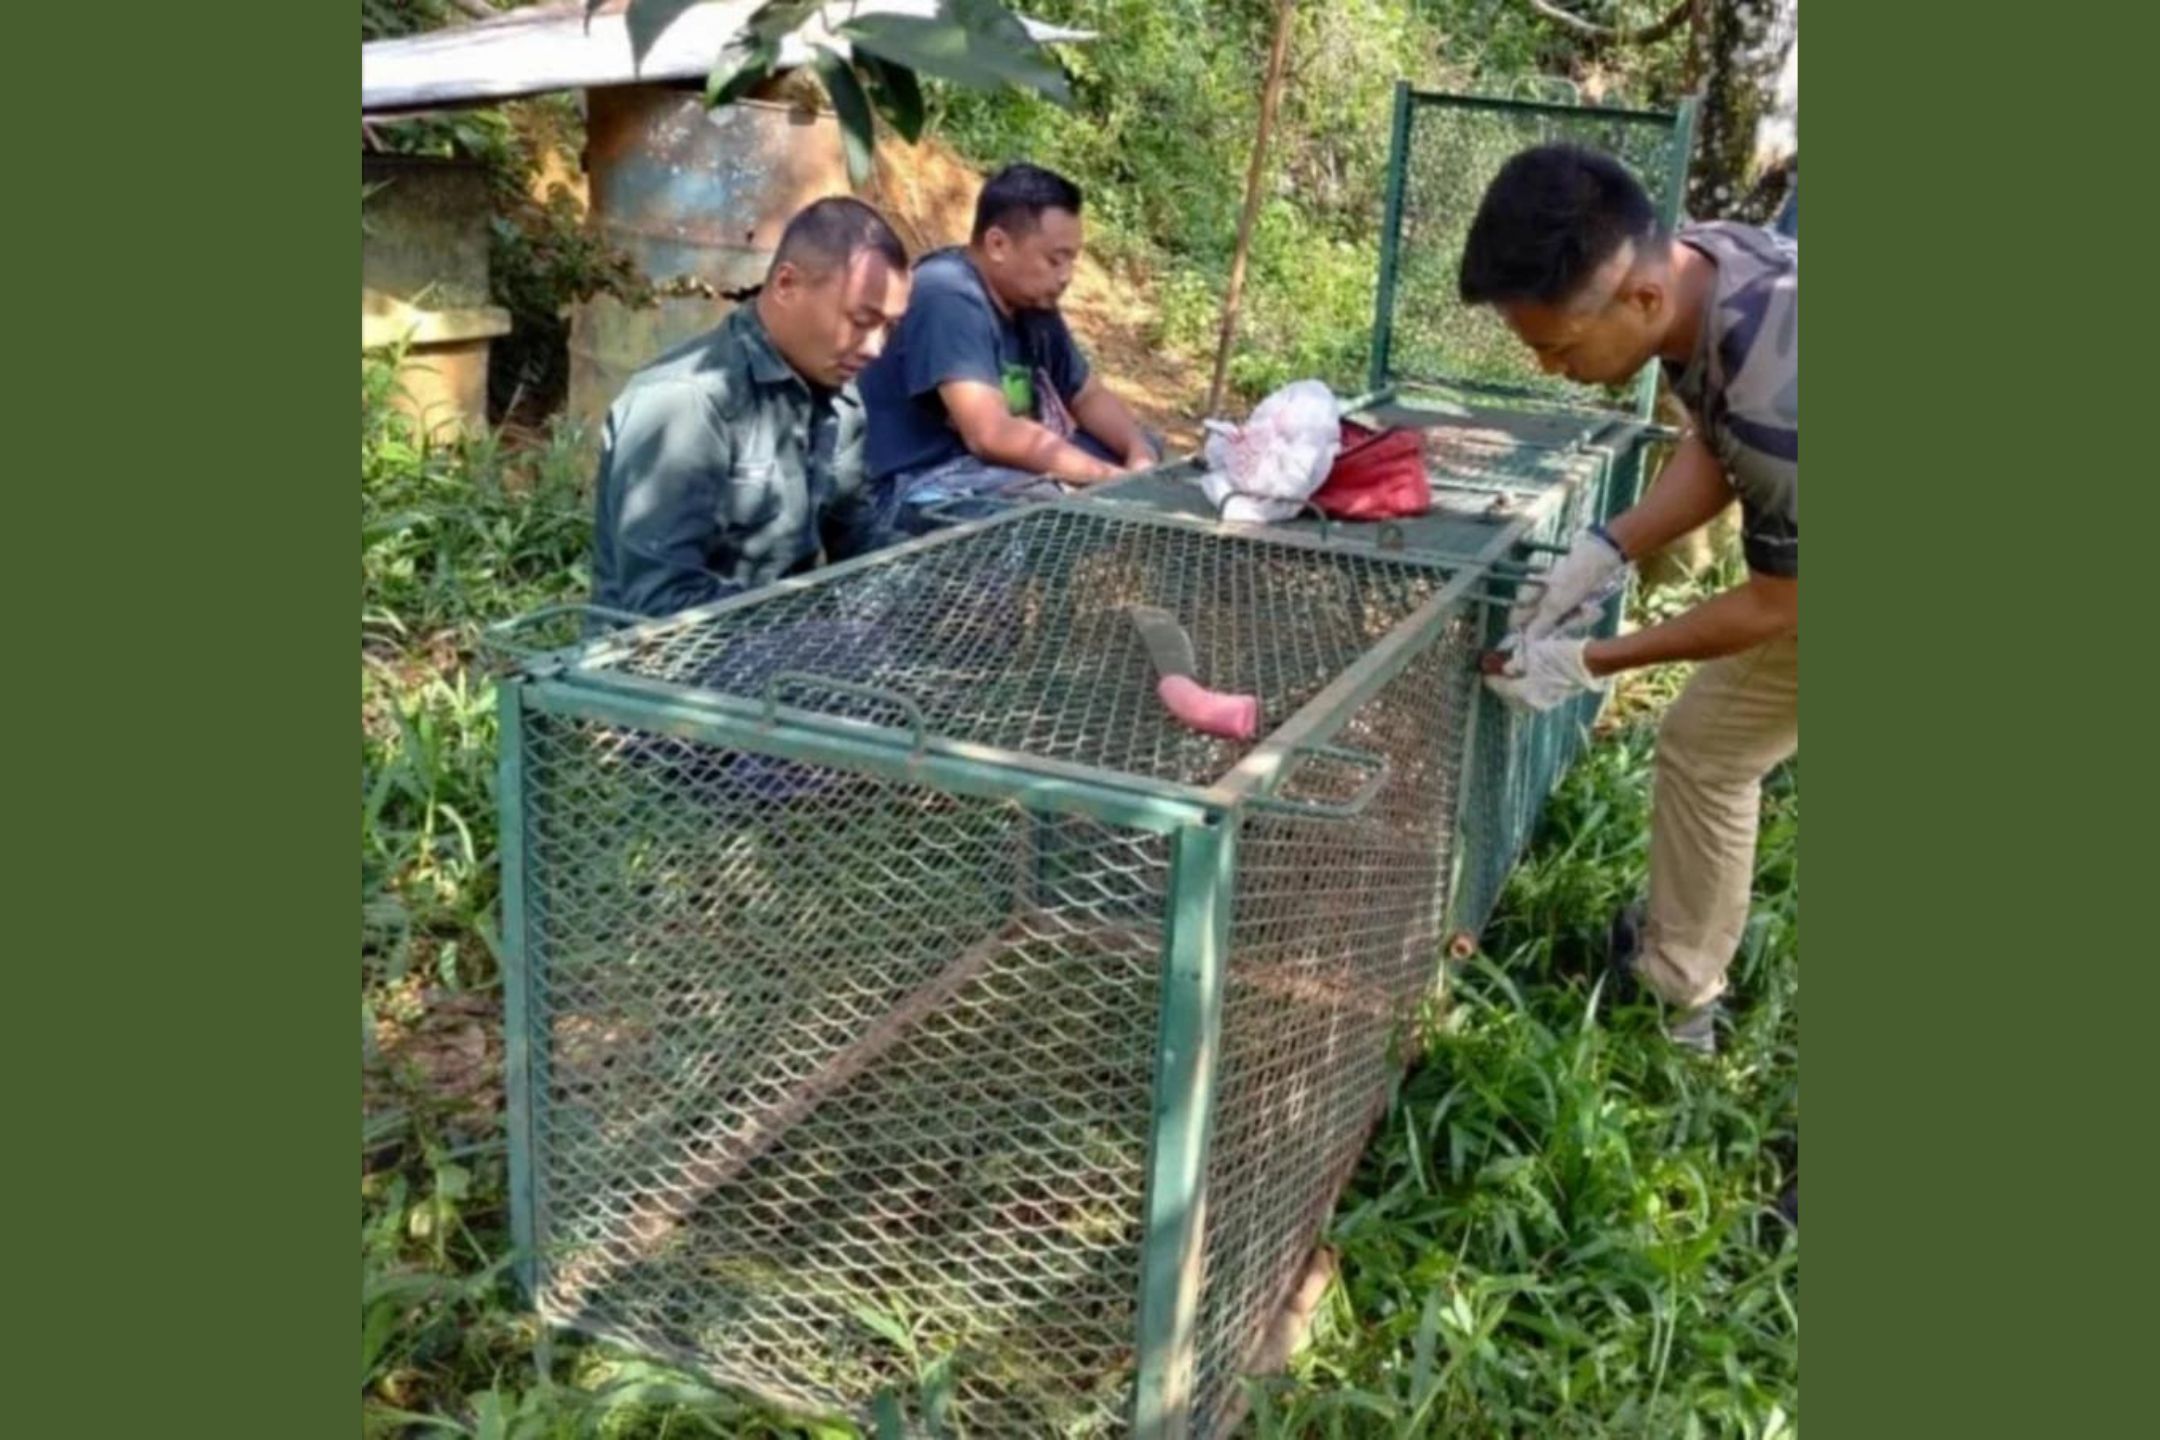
[447,0,500,21]
[1524,0,1692,45]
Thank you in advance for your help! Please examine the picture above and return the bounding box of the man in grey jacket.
[590,197,912,618]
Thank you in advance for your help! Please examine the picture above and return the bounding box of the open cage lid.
[1366,85,1698,422]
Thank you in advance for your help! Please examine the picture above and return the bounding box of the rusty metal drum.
[566,84,852,437]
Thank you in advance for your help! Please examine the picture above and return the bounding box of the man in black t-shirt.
[859,163,1160,534]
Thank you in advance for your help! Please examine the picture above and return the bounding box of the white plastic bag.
[1198,379,1341,523]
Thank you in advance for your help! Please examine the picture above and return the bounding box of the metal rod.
[1133,816,1235,1439]
[1641,91,1701,419]
[496,678,543,1303]
[1202,572,1478,812]
[1206,0,1299,418]
[525,678,1214,834]
[1071,499,1460,572]
[1333,384,1397,418]
[1403,88,1680,122]
[1367,79,1414,395]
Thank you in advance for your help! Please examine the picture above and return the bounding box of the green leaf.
[920,1351,957,1434]
[853,1305,914,1354]
[872,1390,906,1440]
[706,35,780,107]
[857,53,925,144]
[840,0,1073,108]
[811,46,878,189]
[470,1388,509,1440]
[361,1297,401,1386]
[624,0,703,69]
[1410,1287,1441,1403]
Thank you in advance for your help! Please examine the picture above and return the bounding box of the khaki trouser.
[1639,633,1800,1009]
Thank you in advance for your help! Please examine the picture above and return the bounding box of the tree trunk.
[1683,0,1796,221]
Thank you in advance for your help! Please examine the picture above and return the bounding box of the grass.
[1242,730,1799,1438]
[360,370,1796,1436]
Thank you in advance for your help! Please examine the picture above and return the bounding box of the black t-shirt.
[860,247,1091,481]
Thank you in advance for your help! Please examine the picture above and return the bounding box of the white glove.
[1511,525,1629,641]
[1486,636,1609,713]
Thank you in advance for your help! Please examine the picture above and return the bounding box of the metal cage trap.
[488,86,1695,1439]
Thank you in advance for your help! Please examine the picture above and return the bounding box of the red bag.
[1312,421,1430,520]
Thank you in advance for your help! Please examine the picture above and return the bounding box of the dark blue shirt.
[859,247,1091,482]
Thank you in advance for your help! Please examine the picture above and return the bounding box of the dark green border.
[1808,6,2154,1434]
[15,1,348,1432]
[24,4,2144,1433]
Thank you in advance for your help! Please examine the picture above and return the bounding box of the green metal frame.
[496,677,541,1300]
[1131,815,1235,1439]
[1365,84,1700,422]
[520,676,1215,836]
[1366,80,1416,398]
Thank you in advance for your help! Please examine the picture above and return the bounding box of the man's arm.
[1588,426,1798,673]
[1069,375,1157,470]
[938,380,1122,483]
[1498,429,1736,641]
[1603,429,1737,563]
[608,384,741,617]
[1584,571,1796,675]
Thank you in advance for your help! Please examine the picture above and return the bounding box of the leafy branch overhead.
[589,0,1076,185]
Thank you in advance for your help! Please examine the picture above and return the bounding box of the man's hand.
[1073,376,1157,473]
[1485,635,1609,712]
[1062,453,1127,485]
[940,379,1123,483]
[1512,525,1629,640]
[1577,571,1797,675]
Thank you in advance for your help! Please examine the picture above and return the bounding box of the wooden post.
[1205,0,1298,419]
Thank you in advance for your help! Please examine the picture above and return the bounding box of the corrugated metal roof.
[362,1,1095,115]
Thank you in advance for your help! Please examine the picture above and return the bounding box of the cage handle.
[479,602,647,665]
[761,670,927,756]
[1292,499,1338,542]
[1207,490,1338,543]
[1249,743,1392,820]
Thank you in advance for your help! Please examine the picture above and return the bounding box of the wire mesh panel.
[516,707,1172,1433]
[578,508,1451,790]
[1446,425,1650,939]
[1372,89,1693,413]
[1189,619,1480,1435]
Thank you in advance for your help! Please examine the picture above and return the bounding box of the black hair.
[971,162,1084,244]
[768,195,909,283]
[1458,144,1661,307]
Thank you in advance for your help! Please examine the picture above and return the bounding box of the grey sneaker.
[1667,1003,1720,1056]
[1606,903,1721,1056]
